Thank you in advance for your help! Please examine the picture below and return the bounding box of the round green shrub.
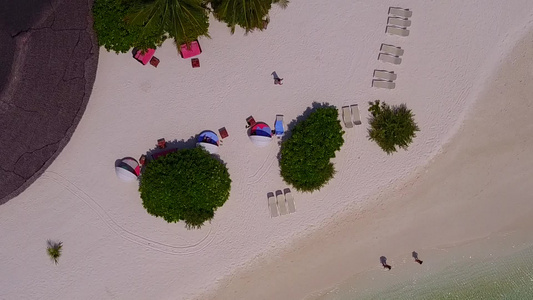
[279,105,345,192]
[368,100,420,154]
[139,148,231,229]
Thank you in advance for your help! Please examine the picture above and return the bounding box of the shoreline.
[203,27,533,300]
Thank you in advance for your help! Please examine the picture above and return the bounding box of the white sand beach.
[1,1,533,299]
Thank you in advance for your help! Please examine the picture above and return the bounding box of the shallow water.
[317,231,533,300]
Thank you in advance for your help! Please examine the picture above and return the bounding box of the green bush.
[210,0,288,34]
[47,240,62,265]
[139,148,231,229]
[368,100,419,154]
[279,105,344,192]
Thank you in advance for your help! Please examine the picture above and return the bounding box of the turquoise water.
[317,234,533,300]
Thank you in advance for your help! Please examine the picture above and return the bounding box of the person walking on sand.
[380,256,391,270]
[412,251,423,264]
[271,71,283,85]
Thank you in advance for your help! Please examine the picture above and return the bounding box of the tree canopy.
[139,148,231,229]
[93,0,210,53]
[367,100,419,154]
[279,105,344,192]
[93,0,288,53]
[210,0,288,34]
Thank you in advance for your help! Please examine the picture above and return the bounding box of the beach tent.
[133,48,155,65]
[115,158,140,182]
[180,40,202,59]
[196,130,219,154]
[249,123,272,147]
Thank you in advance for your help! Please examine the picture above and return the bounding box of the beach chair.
[380,44,404,57]
[284,188,296,214]
[274,115,284,138]
[389,7,413,18]
[218,127,229,139]
[276,190,288,216]
[372,80,396,89]
[246,116,256,127]
[386,26,410,37]
[374,70,397,81]
[149,57,160,68]
[191,58,200,68]
[342,106,353,128]
[388,17,411,27]
[157,138,166,149]
[267,192,278,218]
[378,53,402,65]
[350,104,362,125]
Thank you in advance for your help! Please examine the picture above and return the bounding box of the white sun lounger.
[284,188,296,214]
[378,53,402,65]
[342,106,353,128]
[276,190,288,215]
[389,7,412,18]
[380,44,404,57]
[386,26,409,37]
[374,70,397,81]
[388,17,411,27]
[372,80,396,89]
[350,104,362,125]
[267,192,278,218]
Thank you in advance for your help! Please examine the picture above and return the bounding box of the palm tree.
[128,0,210,48]
[210,0,288,34]
[47,240,63,265]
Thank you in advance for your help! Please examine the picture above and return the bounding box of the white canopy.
[197,142,219,154]
[121,158,139,170]
[115,166,138,182]
[249,135,272,147]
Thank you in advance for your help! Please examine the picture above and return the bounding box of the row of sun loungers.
[374,7,412,88]
[372,70,397,89]
[378,43,404,65]
[341,105,361,128]
[386,7,412,37]
[268,189,296,217]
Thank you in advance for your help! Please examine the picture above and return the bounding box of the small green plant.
[368,100,419,154]
[280,104,344,192]
[47,240,63,265]
[139,148,231,229]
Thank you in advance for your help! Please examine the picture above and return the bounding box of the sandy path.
[206,29,533,300]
